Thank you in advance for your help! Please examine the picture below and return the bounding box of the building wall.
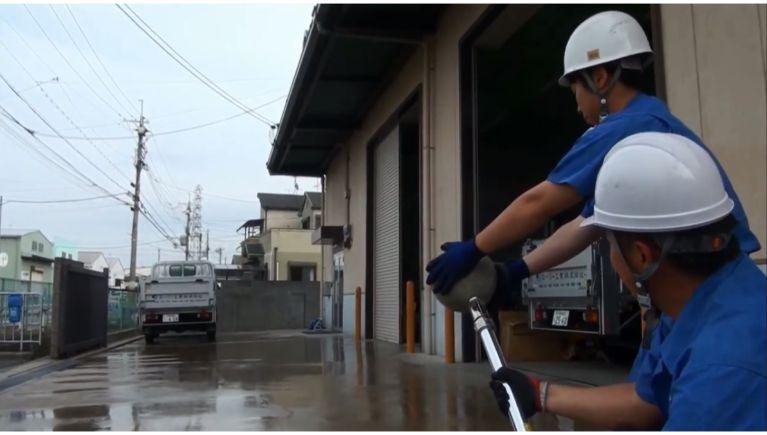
[86,255,110,273]
[323,5,489,352]
[661,4,767,261]
[264,209,302,231]
[262,228,321,281]
[0,238,20,280]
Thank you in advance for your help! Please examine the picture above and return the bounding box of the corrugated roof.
[257,193,305,210]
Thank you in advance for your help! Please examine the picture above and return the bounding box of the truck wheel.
[145,333,156,344]
[206,330,216,342]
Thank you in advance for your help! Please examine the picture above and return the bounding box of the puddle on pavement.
[0,332,604,430]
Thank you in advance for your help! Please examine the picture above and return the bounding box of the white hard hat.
[581,132,734,233]
[559,11,653,87]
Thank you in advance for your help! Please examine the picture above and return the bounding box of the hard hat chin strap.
[580,64,623,122]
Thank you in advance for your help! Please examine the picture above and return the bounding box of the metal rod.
[469,297,527,431]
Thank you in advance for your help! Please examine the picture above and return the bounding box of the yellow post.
[406,281,416,353]
[355,287,362,341]
[445,307,455,364]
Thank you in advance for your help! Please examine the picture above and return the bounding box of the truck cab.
[140,260,218,344]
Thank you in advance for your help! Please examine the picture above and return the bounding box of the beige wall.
[661,4,767,260]
[262,228,321,281]
[323,5,488,354]
[264,209,302,231]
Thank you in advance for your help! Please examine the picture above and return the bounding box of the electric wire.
[32,94,287,140]
[24,5,126,119]
[0,104,127,199]
[3,193,129,204]
[66,4,138,114]
[0,72,129,192]
[49,5,135,117]
[116,4,275,127]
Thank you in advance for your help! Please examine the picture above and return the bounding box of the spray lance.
[435,257,531,431]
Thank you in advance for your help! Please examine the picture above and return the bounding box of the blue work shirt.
[548,93,761,254]
[631,254,767,430]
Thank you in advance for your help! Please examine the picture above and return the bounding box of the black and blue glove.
[489,367,541,420]
[425,239,485,295]
[488,259,530,310]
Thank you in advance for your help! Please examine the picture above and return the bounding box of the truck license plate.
[552,310,569,327]
[162,314,179,323]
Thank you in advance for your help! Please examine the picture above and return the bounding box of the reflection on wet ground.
[0,330,583,430]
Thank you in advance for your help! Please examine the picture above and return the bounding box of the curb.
[0,334,142,393]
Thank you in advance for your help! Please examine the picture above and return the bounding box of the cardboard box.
[498,310,566,361]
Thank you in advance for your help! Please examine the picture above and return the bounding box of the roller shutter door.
[373,126,400,343]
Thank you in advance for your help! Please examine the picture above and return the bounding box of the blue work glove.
[489,259,530,310]
[425,239,485,295]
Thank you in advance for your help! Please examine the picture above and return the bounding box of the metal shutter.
[373,126,400,343]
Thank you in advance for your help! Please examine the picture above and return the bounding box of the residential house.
[267,4,767,360]
[256,192,322,281]
[0,229,55,284]
[105,257,126,288]
[78,251,109,273]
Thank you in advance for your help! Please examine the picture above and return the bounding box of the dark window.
[183,265,196,276]
[314,215,322,229]
[32,241,38,251]
[169,265,183,277]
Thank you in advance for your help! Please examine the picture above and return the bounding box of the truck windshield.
[154,264,212,278]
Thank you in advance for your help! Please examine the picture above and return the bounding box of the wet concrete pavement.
[0,330,580,431]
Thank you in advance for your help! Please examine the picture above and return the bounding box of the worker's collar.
[658,253,746,371]
[599,92,647,123]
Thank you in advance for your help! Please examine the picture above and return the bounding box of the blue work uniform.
[631,254,767,430]
[548,93,761,254]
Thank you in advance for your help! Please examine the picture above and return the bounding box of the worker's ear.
[631,236,662,269]
[590,66,610,92]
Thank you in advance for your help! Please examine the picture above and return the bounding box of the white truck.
[520,238,639,338]
[139,260,218,344]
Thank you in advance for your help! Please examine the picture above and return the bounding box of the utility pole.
[128,100,148,282]
[205,230,209,260]
[215,247,223,264]
[184,199,191,261]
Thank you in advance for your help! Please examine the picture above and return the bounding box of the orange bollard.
[355,287,362,341]
[406,281,416,353]
[445,307,455,364]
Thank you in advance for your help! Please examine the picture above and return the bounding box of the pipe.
[406,281,416,353]
[421,39,437,356]
[469,297,527,431]
[355,286,362,341]
[445,307,455,363]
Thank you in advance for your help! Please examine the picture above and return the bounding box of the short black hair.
[616,215,740,277]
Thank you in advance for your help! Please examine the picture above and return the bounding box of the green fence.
[108,289,138,333]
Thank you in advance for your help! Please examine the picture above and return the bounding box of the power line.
[66,5,138,114]
[24,5,126,119]
[0,104,125,198]
[33,94,287,140]
[3,193,128,204]
[0,117,102,190]
[0,72,128,192]
[0,39,133,183]
[116,4,276,127]
[49,5,135,117]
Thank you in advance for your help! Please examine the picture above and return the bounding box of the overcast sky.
[0,3,318,268]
